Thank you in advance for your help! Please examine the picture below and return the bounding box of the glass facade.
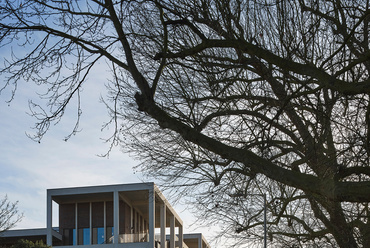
[63,227,114,245]
[92,227,105,244]
[82,228,90,245]
[59,196,149,245]
[106,227,114,243]
[63,228,92,245]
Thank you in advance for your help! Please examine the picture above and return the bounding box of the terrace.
[47,183,184,248]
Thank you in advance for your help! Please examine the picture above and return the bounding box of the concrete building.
[0,183,211,248]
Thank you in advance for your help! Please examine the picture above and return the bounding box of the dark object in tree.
[0,195,23,233]
[1,0,370,247]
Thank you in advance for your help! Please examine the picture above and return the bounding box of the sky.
[0,63,216,245]
[0,2,222,246]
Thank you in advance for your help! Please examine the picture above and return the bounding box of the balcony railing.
[109,233,149,243]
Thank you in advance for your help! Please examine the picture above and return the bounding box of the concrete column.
[46,193,52,246]
[179,225,183,248]
[141,215,144,235]
[148,188,155,248]
[113,190,120,244]
[170,215,175,248]
[131,206,134,242]
[134,209,137,239]
[160,204,166,248]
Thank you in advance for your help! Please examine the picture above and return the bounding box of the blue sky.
[0,3,218,245]
[0,65,215,243]
[0,70,139,228]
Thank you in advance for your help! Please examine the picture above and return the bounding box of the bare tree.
[1,0,370,247]
[0,195,23,232]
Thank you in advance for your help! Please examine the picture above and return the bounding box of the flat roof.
[48,182,183,226]
[48,182,156,198]
[0,228,62,240]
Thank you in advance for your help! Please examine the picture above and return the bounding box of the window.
[68,228,90,245]
[63,229,74,245]
[82,228,90,245]
[92,227,105,244]
[106,227,114,243]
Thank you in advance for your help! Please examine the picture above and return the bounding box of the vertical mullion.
[90,202,92,245]
[75,203,78,246]
[104,201,106,243]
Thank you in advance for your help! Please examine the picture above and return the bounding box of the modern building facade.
[0,183,211,248]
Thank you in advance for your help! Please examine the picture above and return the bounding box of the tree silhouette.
[1,0,369,247]
[0,195,23,233]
